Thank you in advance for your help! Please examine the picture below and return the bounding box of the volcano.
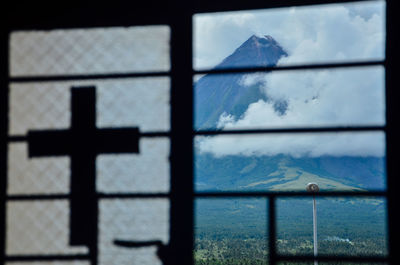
[194,35,287,130]
[194,35,385,192]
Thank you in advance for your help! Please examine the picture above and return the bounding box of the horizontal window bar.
[9,191,385,200]
[8,71,170,83]
[8,60,384,83]
[277,254,389,263]
[195,191,387,197]
[194,0,382,14]
[140,132,171,137]
[7,194,70,200]
[7,131,171,142]
[98,192,170,199]
[7,193,170,200]
[7,136,25,142]
[5,254,90,261]
[8,126,385,142]
[194,60,384,75]
[195,126,385,135]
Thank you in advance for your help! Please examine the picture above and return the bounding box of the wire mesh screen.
[98,199,169,265]
[9,78,170,136]
[6,200,88,255]
[96,139,170,194]
[8,143,70,195]
[7,26,171,265]
[9,27,170,76]
[8,83,70,136]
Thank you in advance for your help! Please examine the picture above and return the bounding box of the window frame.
[1,0,399,264]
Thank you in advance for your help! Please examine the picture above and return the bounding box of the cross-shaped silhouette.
[27,86,140,255]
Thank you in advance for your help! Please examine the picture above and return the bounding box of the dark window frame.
[1,0,399,264]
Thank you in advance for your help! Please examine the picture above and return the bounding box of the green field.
[194,198,387,265]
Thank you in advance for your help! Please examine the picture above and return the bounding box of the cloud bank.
[197,132,385,158]
[194,1,386,158]
[194,1,385,69]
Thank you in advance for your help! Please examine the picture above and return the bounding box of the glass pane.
[10,26,170,76]
[8,82,70,136]
[7,26,172,265]
[9,77,170,136]
[195,132,386,192]
[97,138,170,193]
[276,197,388,257]
[195,198,268,265]
[193,1,385,70]
[98,199,169,265]
[6,200,88,255]
[194,66,385,130]
[8,143,70,195]
[96,77,170,131]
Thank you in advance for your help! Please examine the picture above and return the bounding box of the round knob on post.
[306,183,319,193]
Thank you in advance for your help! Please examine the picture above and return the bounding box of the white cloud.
[226,66,385,129]
[194,1,386,158]
[194,1,385,69]
[197,132,386,158]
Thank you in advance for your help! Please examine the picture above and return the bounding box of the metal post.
[313,195,318,265]
[306,183,319,265]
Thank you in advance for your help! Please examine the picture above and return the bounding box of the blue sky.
[194,1,386,157]
[194,0,385,69]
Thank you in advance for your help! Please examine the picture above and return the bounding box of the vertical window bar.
[0,29,9,265]
[170,4,194,265]
[268,196,276,265]
[385,1,399,265]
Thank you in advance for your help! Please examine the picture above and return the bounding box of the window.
[1,1,399,265]
[192,1,390,264]
[6,26,171,265]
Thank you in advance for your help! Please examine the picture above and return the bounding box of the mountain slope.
[194,34,387,258]
[195,153,385,191]
[194,35,287,129]
[194,34,385,191]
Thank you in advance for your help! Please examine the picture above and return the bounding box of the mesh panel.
[97,138,170,193]
[96,77,170,131]
[9,77,170,136]
[98,199,169,265]
[8,82,70,136]
[8,143,70,195]
[10,26,170,76]
[6,200,88,255]
[7,25,171,264]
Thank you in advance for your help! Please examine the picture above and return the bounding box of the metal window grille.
[1,0,399,265]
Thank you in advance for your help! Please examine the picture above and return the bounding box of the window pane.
[8,143,70,195]
[9,77,170,136]
[195,132,386,192]
[194,66,385,130]
[6,200,88,255]
[195,198,268,265]
[96,138,170,193]
[276,197,388,257]
[7,26,171,265]
[98,199,169,265]
[193,1,385,70]
[10,26,170,76]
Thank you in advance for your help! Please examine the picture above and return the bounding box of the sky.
[193,0,385,69]
[194,0,386,158]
